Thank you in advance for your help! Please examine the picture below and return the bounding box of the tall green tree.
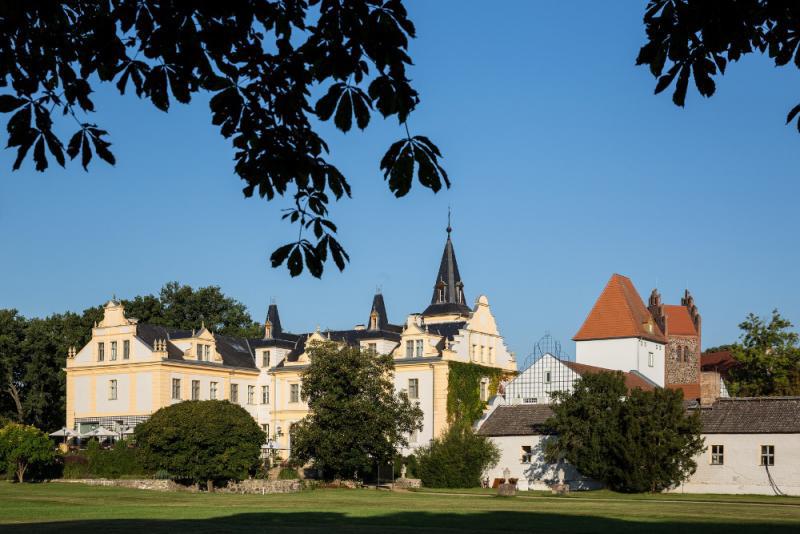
[135,400,264,490]
[0,310,27,422]
[0,1,445,278]
[728,310,800,396]
[545,372,704,493]
[290,342,423,480]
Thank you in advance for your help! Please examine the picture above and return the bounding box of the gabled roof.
[561,360,657,392]
[477,405,555,436]
[663,305,698,336]
[423,227,471,317]
[573,274,666,343]
[693,397,800,433]
[701,350,738,372]
[279,327,402,364]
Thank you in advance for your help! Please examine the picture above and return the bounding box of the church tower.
[422,220,471,321]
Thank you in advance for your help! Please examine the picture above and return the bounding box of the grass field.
[1,482,799,533]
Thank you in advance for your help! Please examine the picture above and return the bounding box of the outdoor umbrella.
[81,426,117,440]
[49,428,78,446]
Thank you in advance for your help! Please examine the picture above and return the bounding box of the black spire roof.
[369,292,389,330]
[265,303,282,338]
[422,223,471,316]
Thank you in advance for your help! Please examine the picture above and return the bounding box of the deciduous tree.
[416,423,500,488]
[545,372,704,493]
[0,1,445,277]
[0,422,57,483]
[134,400,264,490]
[290,341,423,480]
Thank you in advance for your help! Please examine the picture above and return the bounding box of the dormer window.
[262,350,270,368]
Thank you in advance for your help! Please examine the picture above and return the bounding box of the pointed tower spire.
[422,217,470,317]
[264,302,283,339]
[368,291,388,330]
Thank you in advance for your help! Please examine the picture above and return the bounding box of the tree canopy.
[0,422,57,483]
[134,400,264,489]
[0,1,446,278]
[638,0,800,133]
[545,371,704,493]
[728,310,800,396]
[416,423,500,489]
[290,341,423,480]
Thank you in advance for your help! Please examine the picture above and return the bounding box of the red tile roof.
[668,383,701,400]
[562,360,656,392]
[701,350,738,372]
[663,305,698,336]
[573,274,666,343]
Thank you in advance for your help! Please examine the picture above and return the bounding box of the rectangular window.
[480,381,487,402]
[172,378,181,400]
[192,380,200,400]
[415,339,423,358]
[488,347,494,364]
[98,342,105,361]
[109,379,117,400]
[408,378,419,400]
[290,383,300,403]
[523,397,538,404]
[197,343,203,360]
[368,343,377,353]
[521,445,533,463]
[761,445,775,466]
[110,341,117,361]
[406,340,414,358]
[471,344,477,362]
[230,383,239,403]
[480,345,485,363]
[648,352,654,367]
[545,371,552,384]
[262,385,269,404]
[210,382,218,400]
[262,350,270,368]
[711,445,724,465]
[123,340,130,359]
[204,345,210,360]
[247,385,255,405]
[262,424,269,437]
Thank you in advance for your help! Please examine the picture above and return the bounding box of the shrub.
[417,424,500,488]
[278,467,299,480]
[135,400,265,490]
[0,423,58,482]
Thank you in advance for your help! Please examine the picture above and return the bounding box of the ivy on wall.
[446,362,514,425]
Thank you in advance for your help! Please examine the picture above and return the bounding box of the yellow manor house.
[65,227,517,455]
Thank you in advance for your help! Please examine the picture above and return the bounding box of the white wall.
[675,433,800,496]
[576,338,665,386]
[136,372,153,413]
[94,374,129,413]
[486,435,601,491]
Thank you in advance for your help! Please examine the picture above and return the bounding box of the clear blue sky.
[1,2,798,359]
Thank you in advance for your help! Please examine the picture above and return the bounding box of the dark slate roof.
[425,321,466,341]
[422,229,471,317]
[266,303,283,336]
[135,324,185,360]
[369,293,389,331]
[477,405,555,437]
[213,334,256,369]
[280,327,403,364]
[693,397,800,434]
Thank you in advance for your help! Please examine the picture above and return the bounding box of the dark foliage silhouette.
[0,1,445,277]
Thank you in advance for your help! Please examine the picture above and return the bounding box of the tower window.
[683,346,690,363]
[262,350,270,368]
[648,352,654,367]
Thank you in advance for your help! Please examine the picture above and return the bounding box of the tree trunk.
[206,479,213,492]
[16,460,26,483]
[6,382,24,422]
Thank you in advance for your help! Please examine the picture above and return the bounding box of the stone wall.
[392,478,421,489]
[222,479,303,494]
[54,479,183,491]
[666,335,700,386]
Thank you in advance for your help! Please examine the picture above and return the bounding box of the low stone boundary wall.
[54,479,181,492]
[393,478,421,489]
[222,479,303,494]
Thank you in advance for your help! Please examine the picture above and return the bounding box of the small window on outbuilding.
[711,445,724,465]
[761,445,775,466]
[521,446,533,463]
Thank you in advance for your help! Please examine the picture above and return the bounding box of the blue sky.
[1,1,799,359]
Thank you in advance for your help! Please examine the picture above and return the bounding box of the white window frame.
[406,340,414,358]
[262,350,270,368]
[123,339,130,360]
[210,382,218,400]
[172,378,181,400]
[230,383,239,403]
[711,444,724,465]
[247,385,255,405]
[761,445,775,466]
[408,378,419,400]
[262,385,269,404]
[191,380,200,400]
[110,341,117,361]
[98,342,105,362]
[290,383,300,403]
[415,339,423,358]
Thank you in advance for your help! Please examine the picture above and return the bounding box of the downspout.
[429,363,435,441]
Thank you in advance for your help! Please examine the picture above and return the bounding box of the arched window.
[683,346,689,363]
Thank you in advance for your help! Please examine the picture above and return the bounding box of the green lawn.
[0,482,799,533]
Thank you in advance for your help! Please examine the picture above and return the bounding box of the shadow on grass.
[3,510,795,533]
